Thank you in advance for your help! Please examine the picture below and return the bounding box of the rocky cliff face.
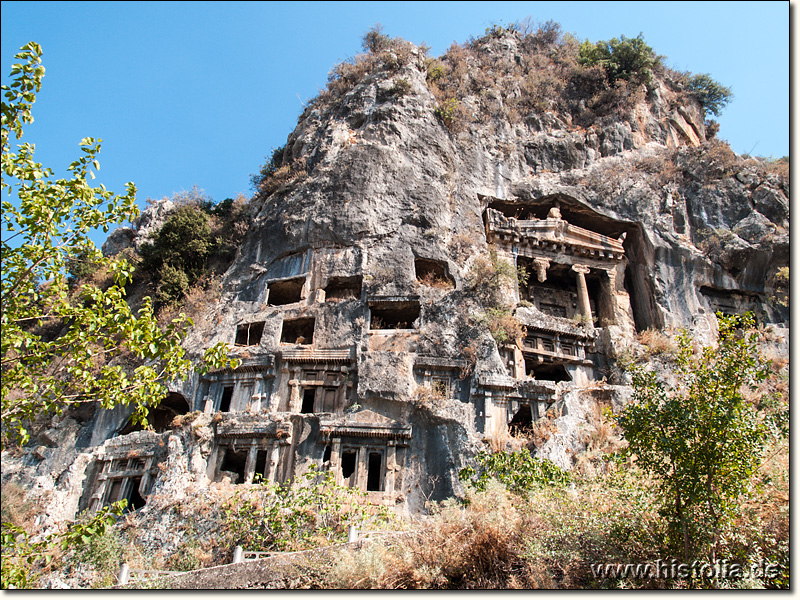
[4,28,788,526]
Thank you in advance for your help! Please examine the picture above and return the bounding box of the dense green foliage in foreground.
[1,43,237,447]
[618,314,777,564]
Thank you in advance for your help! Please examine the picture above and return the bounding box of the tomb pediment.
[414,356,469,371]
[279,348,354,363]
[319,410,411,439]
[215,414,292,439]
[485,208,625,261]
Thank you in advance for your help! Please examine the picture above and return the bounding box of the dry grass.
[0,482,36,528]
[529,404,562,448]
[413,385,447,408]
[636,328,677,356]
[416,270,454,290]
[574,404,625,476]
[324,482,524,589]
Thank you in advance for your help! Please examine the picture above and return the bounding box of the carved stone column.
[572,264,592,323]
[356,446,367,491]
[483,389,495,435]
[384,441,397,494]
[532,257,550,283]
[330,439,342,485]
[244,445,258,484]
[288,368,301,412]
[267,442,282,483]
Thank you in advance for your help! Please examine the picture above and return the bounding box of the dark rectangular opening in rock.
[369,302,420,330]
[254,450,268,481]
[235,321,265,346]
[127,476,146,510]
[268,277,305,306]
[699,286,762,322]
[415,258,453,288]
[220,449,248,484]
[367,451,383,491]
[509,404,533,435]
[325,275,362,302]
[525,360,571,382]
[301,388,316,414]
[219,386,234,412]
[585,275,606,324]
[280,317,315,344]
[323,445,332,463]
[432,377,449,395]
[519,261,578,318]
[341,450,357,486]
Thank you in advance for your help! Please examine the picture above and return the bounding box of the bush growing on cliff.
[686,73,733,118]
[249,145,285,191]
[1,501,126,588]
[578,33,660,85]
[139,191,249,306]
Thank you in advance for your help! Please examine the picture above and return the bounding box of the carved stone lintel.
[532,257,550,283]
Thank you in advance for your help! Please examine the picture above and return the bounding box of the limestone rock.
[4,29,788,527]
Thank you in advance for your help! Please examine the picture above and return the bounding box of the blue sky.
[1,1,789,245]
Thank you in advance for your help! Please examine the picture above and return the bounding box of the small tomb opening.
[415,258,453,288]
[699,286,763,322]
[235,321,265,346]
[323,445,332,463]
[341,450,357,485]
[366,451,383,492]
[325,275,362,302]
[369,301,420,330]
[254,450,268,482]
[127,476,146,511]
[97,458,151,511]
[301,388,316,414]
[220,449,248,484]
[508,404,533,435]
[117,392,190,435]
[432,377,449,396]
[268,277,305,306]
[526,360,571,382]
[219,386,234,412]
[280,317,315,344]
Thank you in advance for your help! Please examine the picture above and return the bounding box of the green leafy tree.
[224,467,391,552]
[616,313,772,563]
[686,73,733,118]
[578,33,659,85]
[1,500,126,588]
[459,449,571,495]
[1,42,237,446]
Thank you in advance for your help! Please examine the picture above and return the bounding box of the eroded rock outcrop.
[3,28,788,525]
